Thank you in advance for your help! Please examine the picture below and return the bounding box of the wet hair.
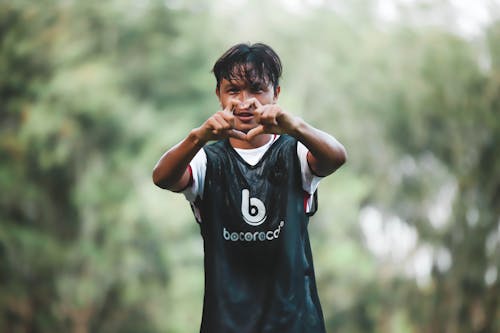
[212,43,282,93]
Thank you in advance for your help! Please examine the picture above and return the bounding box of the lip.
[235,112,254,122]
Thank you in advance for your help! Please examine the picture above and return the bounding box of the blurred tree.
[1,0,498,332]
[1,1,174,332]
[384,27,499,333]
[356,19,500,333]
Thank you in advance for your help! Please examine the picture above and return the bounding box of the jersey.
[192,135,326,333]
[183,135,321,214]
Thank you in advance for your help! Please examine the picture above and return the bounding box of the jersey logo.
[241,189,267,226]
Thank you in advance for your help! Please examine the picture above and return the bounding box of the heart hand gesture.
[243,98,299,141]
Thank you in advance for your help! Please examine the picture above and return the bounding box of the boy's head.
[212,43,282,95]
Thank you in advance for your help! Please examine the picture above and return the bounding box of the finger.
[260,109,279,126]
[226,129,247,141]
[219,110,235,121]
[242,97,263,111]
[213,113,232,131]
[207,117,226,135]
[223,99,242,113]
[219,110,236,128]
[246,125,265,141]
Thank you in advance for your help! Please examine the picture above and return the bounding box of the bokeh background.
[1,0,499,332]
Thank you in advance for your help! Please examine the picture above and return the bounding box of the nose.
[237,91,254,109]
[241,90,251,101]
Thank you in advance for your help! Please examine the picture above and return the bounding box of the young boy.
[153,43,346,333]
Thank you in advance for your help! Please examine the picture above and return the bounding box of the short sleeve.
[297,142,323,195]
[182,148,207,202]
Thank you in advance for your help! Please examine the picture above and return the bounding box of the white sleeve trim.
[182,148,207,202]
[297,142,322,195]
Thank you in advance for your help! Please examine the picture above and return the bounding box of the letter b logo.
[241,189,267,226]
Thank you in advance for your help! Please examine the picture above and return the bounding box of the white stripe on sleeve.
[297,142,322,195]
[182,148,207,202]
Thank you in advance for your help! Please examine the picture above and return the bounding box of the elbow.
[337,146,347,167]
[152,164,186,191]
[325,146,347,175]
[309,145,347,177]
[152,165,169,189]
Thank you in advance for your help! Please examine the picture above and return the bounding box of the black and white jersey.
[192,135,326,333]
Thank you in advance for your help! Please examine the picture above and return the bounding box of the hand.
[194,99,247,143]
[244,98,299,141]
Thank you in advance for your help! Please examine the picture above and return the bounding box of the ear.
[215,87,221,99]
[273,85,281,103]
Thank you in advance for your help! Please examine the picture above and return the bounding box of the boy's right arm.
[152,129,206,191]
[152,101,245,191]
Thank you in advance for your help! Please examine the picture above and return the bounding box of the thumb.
[227,129,248,141]
[245,125,265,141]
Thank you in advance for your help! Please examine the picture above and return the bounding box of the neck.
[229,134,272,149]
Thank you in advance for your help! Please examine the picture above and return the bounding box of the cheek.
[220,95,233,107]
[258,92,275,104]
[223,93,240,102]
[223,96,239,107]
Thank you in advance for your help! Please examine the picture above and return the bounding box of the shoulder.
[202,140,234,174]
[279,134,297,144]
[203,139,228,156]
[273,134,298,152]
[277,135,300,161]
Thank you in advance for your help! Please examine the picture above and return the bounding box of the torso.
[195,135,326,333]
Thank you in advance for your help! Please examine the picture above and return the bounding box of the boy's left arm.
[245,99,347,177]
[291,119,346,177]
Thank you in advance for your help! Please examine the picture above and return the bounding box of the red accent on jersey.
[303,190,311,213]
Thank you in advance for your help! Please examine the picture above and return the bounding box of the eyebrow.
[224,79,269,89]
[224,82,243,90]
[249,82,267,89]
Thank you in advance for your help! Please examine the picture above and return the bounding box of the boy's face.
[216,77,280,133]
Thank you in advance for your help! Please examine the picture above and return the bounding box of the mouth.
[234,112,254,122]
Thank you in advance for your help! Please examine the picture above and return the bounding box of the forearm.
[291,118,347,177]
[152,129,206,190]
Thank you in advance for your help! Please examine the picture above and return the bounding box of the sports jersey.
[183,135,321,213]
[190,135,326,333]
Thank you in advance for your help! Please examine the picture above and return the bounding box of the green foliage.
[1,0,499,332]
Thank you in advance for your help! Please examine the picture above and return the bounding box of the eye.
[227,87,239,94]
[251,86,264,94]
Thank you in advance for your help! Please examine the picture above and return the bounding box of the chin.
[235,124,257,133]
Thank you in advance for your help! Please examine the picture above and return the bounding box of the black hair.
[212,43,282,92]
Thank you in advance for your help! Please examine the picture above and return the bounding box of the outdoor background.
[1,0,499,332]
